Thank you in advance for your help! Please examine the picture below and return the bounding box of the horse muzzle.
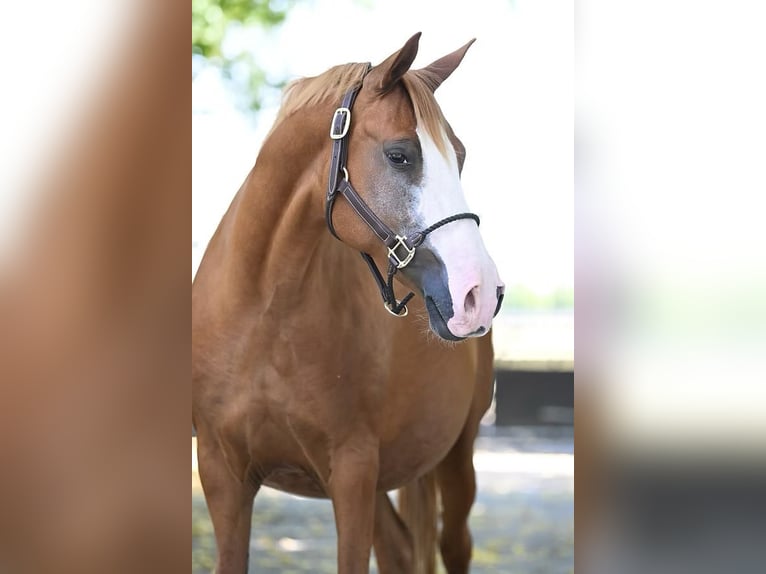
[414,253,504,342]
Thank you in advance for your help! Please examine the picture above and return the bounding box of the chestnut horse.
[192,33,504,574]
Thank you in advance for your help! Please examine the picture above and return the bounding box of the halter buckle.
[330,107,351,140]
[388,235,416,269]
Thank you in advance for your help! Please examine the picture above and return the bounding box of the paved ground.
[192,426,573,573]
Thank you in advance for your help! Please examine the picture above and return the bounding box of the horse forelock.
[271,63,452,160]
[401,70,452,158]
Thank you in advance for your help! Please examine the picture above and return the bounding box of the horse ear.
[367,32,421,94]
[418,38,476,91]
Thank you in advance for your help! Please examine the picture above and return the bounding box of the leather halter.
[326,72,481,317]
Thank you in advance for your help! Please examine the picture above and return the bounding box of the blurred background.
[192,0,573,572]
[577,1,766,572]
[0,2,188,573]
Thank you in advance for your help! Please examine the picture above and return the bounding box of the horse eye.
[387,151,409,165]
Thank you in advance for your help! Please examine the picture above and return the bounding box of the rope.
[376,212,479,316]
[415,212,480,245]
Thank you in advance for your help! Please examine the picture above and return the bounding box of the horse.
[192,33,505,574]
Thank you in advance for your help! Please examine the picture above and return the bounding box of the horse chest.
[251,323,484,494]
[375,369,476,490]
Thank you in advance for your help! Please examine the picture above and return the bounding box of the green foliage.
[192,0,289,58]
[192,0,294,111]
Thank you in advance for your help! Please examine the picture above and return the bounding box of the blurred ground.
[192,426,573,573]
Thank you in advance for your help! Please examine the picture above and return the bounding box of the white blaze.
[415,126,502,337]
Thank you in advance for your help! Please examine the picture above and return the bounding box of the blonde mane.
[273,63,451,156]
[274,63,370,127]
[401,69,450,156]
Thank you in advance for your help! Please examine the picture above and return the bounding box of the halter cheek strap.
[326,75,480,317]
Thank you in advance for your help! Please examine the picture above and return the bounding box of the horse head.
[328,33,505,341]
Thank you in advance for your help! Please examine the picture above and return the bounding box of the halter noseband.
[326,71,480,317]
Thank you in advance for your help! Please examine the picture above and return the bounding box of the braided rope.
[419,212,480,239]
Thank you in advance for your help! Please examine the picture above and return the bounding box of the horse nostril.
[494,285,505,317]
[464,285,479,315]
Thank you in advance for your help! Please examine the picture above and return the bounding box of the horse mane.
[275,62,370,126]
[401,69,450,156]
[273,63,450,156]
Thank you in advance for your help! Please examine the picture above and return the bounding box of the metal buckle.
[388,235,416,269]
[384,301,409,317]
[330,107,351,140]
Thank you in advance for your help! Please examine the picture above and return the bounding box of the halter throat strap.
[326,76,480,317]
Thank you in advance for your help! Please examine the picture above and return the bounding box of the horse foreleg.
[197,436,258,574]
[328,436,379,574]
[373,491,414,574]
[435,425,479,574]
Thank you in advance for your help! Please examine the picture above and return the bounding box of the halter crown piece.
[326,67,481,317]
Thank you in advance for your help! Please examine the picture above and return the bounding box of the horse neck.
[221,105,352,306]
